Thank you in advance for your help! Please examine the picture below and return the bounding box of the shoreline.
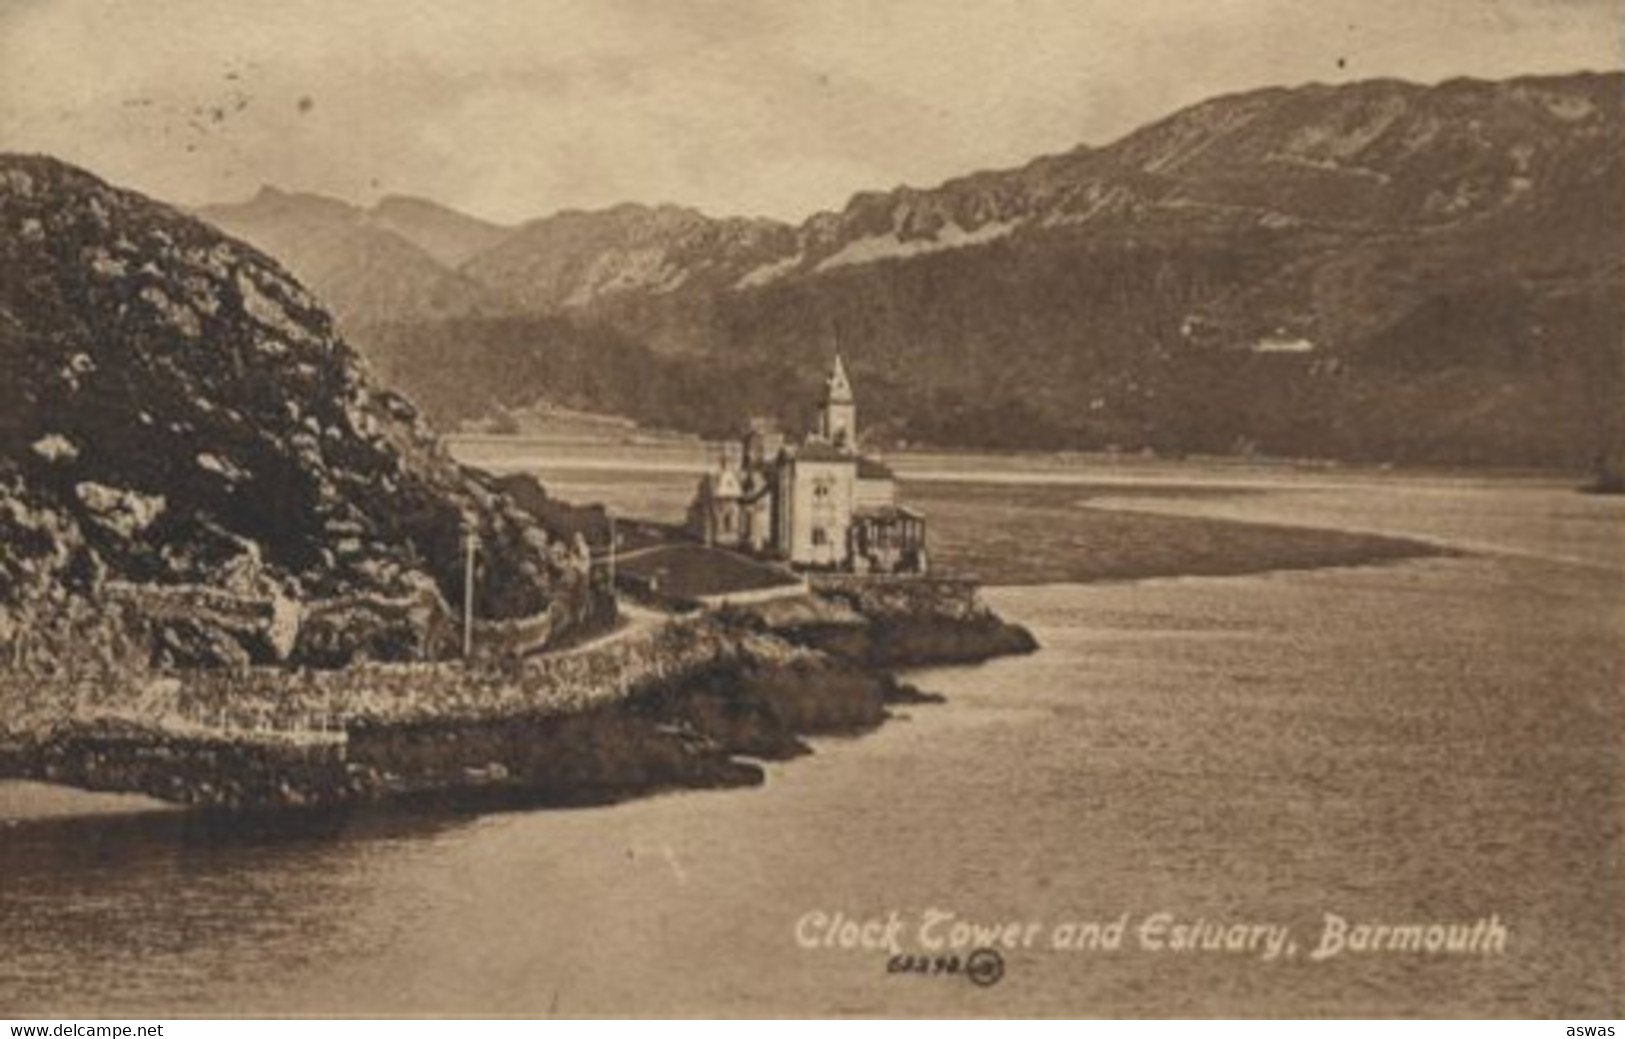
[0,779,177,824]
[0,583,1033,822]
[447,437,1597,490]
[0,502,1468,827]
[0,512,1466,825]
[1,487,1478,826]
[0,523,1462,825]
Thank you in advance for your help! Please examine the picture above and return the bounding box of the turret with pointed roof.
[817,354,857,450]
[825,353,854,404]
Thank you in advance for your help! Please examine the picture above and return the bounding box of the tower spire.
[826,353,853,404]
[818,352,857,449]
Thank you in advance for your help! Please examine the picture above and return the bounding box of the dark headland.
[0,155,1035,815]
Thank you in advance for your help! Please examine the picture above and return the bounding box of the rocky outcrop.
[770,577,1040,668]
[0,155,613,672]
[796,611,1038,669]
[0,159,1042,815]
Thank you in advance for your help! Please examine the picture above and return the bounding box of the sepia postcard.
[0,0,1621,1022]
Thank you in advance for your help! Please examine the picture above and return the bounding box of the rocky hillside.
[0,156,612,673]
[199,72,1625,467]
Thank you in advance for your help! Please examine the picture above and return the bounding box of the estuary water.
[1,468,1621,1017]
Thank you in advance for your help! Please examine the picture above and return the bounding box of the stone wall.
[0,615,807,737]
[98,574,616,670]
[0,615,883,810]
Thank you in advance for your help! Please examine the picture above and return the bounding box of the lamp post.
[461,522,478,660]
[605,506,617,591]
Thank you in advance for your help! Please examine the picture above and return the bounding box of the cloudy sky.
[1,0,1618,223]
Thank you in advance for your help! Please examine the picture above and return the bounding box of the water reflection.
[0,806,473,1015]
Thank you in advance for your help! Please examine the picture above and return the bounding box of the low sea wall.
[173,617,805,729]
[693,578,812,609]
[0,616,895,809]
[12,723,351,809]
[1,574,1035,811]
[103,574,614,669]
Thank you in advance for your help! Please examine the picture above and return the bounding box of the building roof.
[793,440,857,463]
[853,503,924,521]
[856,456,894,480]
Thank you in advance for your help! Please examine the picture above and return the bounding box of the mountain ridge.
[369,193,512,267]
[190,70,1625,467]
[195,188,517,329]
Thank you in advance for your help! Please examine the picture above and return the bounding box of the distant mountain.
[496,72,1625,466]
[203,72,1625,467]
[196,187,513,329]
[369,194,512,267]
[1,156,608,670]
[460,203,796,334]
[464,73,1620,303]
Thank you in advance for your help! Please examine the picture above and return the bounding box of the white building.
[688,356,927,574]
